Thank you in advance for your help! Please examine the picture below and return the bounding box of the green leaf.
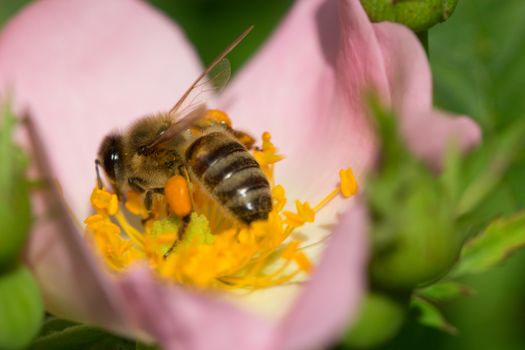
[39,317,77,337]
[456,119,525,217]
[416,280,474,302]
[361,0,458,32]
[0,98,32,269]
[411,296,458,335]
[136,342,161,350]
[0,265,44,350]
[430,0,525,223]
[0,0,28,30]
[452,212,525,277]
[30,325,134,350]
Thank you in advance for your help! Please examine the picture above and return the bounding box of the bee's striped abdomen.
[185,131,272,224]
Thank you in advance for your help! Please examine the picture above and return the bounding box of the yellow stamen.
[114,211,145,247]
[313,188,340,212]
[313,167,359,212]
[339,168,359,197]
[83,116,359,291]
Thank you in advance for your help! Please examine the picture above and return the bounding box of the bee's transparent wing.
[168,58,231,119]
[148,25,253,150]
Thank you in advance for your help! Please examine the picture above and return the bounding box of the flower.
[0,0,480,349]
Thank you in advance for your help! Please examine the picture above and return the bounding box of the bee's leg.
[144,191,154,211]
[163,214,191,258]
[128,177,146,193]
[178,166,195,209]
[128,177,155,213]
[232,129,256,150]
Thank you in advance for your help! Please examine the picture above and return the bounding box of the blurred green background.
[1,1,525,349]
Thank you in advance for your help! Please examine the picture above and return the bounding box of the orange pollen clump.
[84,111,359,290]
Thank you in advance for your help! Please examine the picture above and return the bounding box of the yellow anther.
[294,252,312,273]
[107,195,119,215]
[84,214,105,226]
[282,240,301,260]
[283,211,305,228]
[262,131,271,143]
[339,168,358,197]
[272,185,286,211]
[295,201,315,223]
[90,187,119,215]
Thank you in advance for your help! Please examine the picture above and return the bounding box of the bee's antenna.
[95,159,103,189]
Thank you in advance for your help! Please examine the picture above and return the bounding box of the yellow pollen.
[204,109,232,127]
[83,121,359,291]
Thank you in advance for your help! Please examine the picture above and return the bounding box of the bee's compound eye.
[98,134,123,181]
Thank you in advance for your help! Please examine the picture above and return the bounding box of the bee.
[95,26,272,244]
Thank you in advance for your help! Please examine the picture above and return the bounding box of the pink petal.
[219,0,379,207]
[279,200,369,350]
[27,184,130,334]
[0,0,202,330]
[372,22,482,166]
[118,267,277,350]
[0,0,203,219]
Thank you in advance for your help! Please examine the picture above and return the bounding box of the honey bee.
[95,26,272,241]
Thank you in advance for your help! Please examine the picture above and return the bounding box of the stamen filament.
[314,187,340,212]
[114,211,145,247]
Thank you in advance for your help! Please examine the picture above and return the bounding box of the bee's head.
[97,133,124,190]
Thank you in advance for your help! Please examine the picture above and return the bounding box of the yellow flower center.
[84,121,358,290]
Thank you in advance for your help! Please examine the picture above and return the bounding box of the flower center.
[84,115,358,290]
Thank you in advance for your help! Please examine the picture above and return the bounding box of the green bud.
[0,265,44,350]
[344,292,406,349]
[0,99,32,269]
[360,0,458,32]
[367,97,462,290]
[369,173,461,289]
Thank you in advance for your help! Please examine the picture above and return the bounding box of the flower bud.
[0,265,44,350]
[361,0,458,32]
[344,292,406,348]
[0,101,32,269]
[369,173,462,290]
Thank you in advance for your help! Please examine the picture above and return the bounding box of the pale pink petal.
[373,22,482,165]
[118,267,277,350]
[0,0,203,219]
[279,200,369,350]
[27,188,130,335]
[219,0,380,207]
[0,0,202,331]
[22,116,129,333]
